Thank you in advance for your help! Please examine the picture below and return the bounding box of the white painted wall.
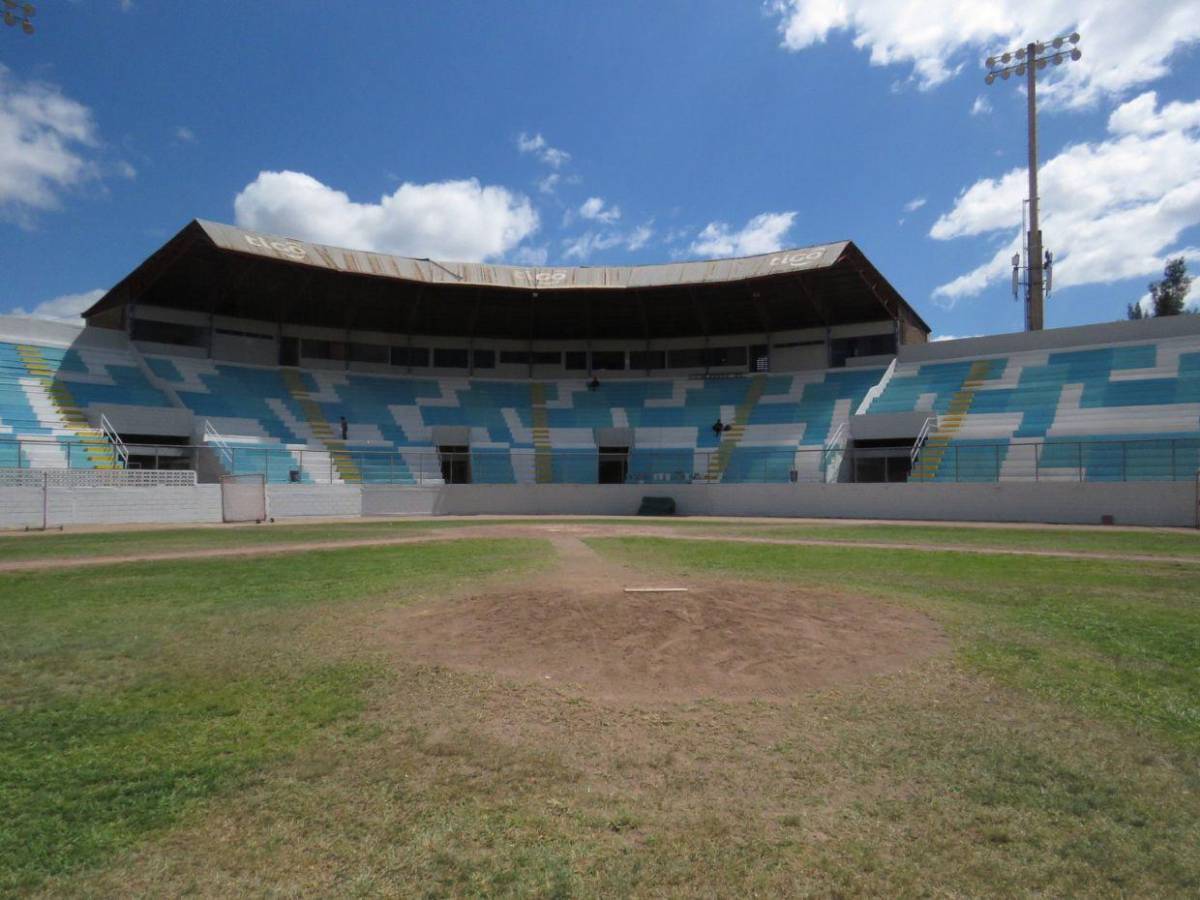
[0,485,223,530]
[1,482,1192,530]
[265,484,362,518]
[363,482,1197,528]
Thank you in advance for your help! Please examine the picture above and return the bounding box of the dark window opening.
[434,347,469,368]
[598,446,629,484]
[630,350,666,371]
[706,346,747,368]
[438,445,471,484]
[215,327,274,341]
[830,333,897,368]
[391,346,429,367]
[472,348,496,369]
[591,350,626,370]
[667,347,705,369]
[348,342,388,364]
[279,336,299,366]
[131,318,207,348]
[848,439,913,483]
[564,350,588,370]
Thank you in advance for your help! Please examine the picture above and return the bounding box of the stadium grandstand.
[2,219,1199,528]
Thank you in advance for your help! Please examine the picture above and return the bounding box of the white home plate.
[624,587,689,593]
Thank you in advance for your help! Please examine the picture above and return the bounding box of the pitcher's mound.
[386,583,945,704]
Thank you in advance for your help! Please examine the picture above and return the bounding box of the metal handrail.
[911,416,938,463]
[99,414,129,468]
[203,420,234,468]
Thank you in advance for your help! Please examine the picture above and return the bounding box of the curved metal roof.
[84,220,930,340]
[195,220,850,290]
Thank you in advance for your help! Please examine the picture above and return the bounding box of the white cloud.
[971,95,992,116]
[537,173,561,194]
[517,131,570,168]
[579,196,621,224]
[561,224,654,261]
[904,196,926,213]
[510,244,549,266]
[562,231,624,261]
[12,288,105,322]
[233,170,539,262]
[770,1,1200,108]
[931,91,1200,304]
[0,64,101,222]
[931,333,983,342]
[626,224,653,251]
[690,212,797,257]
[174,125,196,143]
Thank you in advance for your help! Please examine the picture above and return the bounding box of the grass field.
[3,519,1199,896]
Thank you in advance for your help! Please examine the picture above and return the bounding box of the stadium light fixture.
[2,0,35,34]
[984,32,1081,333]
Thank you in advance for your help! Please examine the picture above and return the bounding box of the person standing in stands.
[712,417,724,439]
[588,376,600,392]
[339,416,348,441]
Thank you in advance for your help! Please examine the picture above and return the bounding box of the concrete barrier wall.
[363,482,1197,528]
[266,484,363,518]
[1,481,1193,530]
[0,485,223,530]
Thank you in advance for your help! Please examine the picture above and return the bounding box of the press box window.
[591,350,626,370]
[564,350,588,370]
[630,350,666,370]
[434,347,469,368]
[390,346,430,367]
[472,348,496,369]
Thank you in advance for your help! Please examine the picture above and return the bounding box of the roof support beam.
[688,287,711,375]
[584,296,594,375]
[466,290,482,375]
[752,291,773,373]
[637,292,652,374]
[405,287,425,374]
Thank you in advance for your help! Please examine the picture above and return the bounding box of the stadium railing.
[0,436,1196,484]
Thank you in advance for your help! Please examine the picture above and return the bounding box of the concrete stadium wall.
[0,485,222,530]
[907,315,1200,363]
[1,482,1193,530]
[363,482,1197,528]
[266,484,363,518]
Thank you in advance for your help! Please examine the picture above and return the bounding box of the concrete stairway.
[911,359,995,480]
[280,369,361,483]
[705,374,767,482]
[17,344,119,469]
[530,382,553,483]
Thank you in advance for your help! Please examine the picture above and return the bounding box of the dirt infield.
[377,535,945,704]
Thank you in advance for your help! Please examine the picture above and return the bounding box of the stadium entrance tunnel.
[380,579,945,705]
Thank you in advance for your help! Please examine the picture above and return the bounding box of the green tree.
[1128,257,1193,319]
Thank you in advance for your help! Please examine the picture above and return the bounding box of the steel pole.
[1026,42,1044,332]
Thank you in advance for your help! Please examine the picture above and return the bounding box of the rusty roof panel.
[196,220,848,291]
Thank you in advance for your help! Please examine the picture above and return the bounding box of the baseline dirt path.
[2,522,1199,572]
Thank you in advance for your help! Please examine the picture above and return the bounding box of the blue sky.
[2,0,1198,338]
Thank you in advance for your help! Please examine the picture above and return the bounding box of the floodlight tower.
[2,0,35,34]
[985,33,1081,331]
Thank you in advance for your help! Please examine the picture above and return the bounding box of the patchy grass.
[689,521,1200,557]
[0,519,479,563]
[9,533,1200,896]
[0,538,548,893]
[590,537,1200,748]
